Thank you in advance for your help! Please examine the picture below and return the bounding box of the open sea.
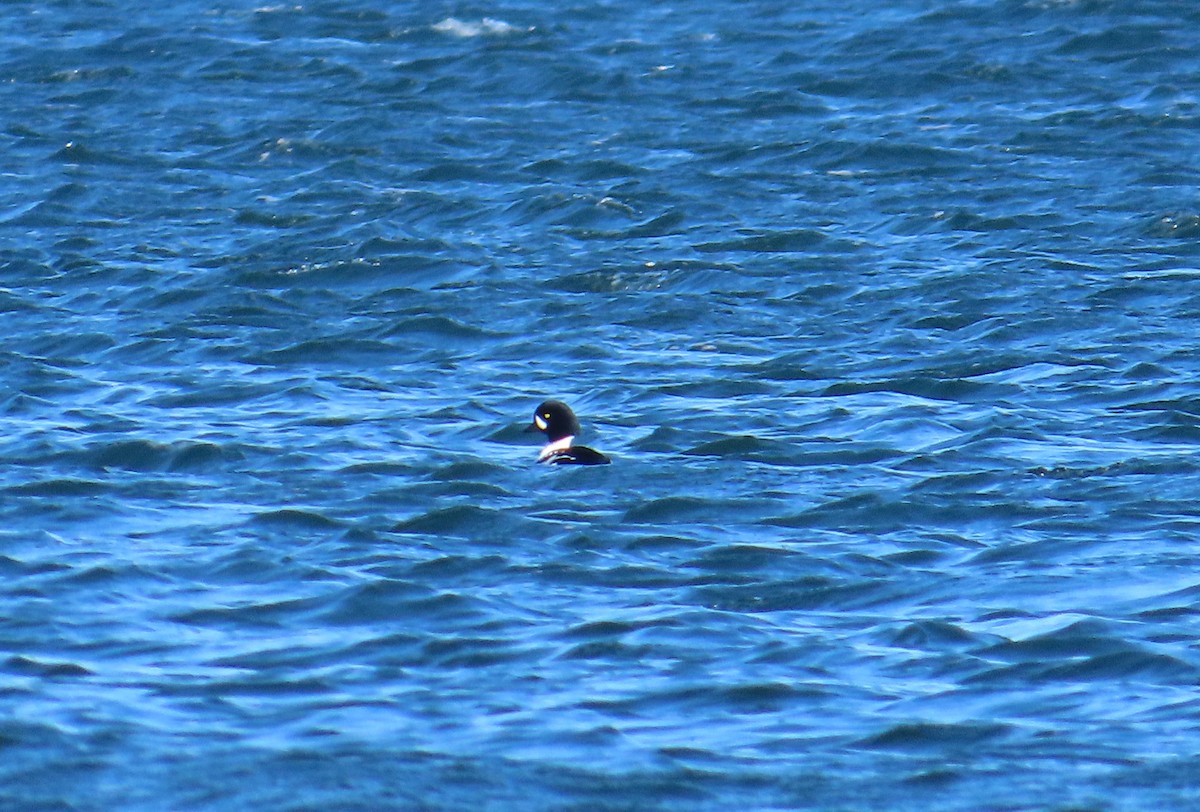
[4,1,1200,809]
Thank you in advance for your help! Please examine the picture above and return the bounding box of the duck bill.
[524,421,542,433]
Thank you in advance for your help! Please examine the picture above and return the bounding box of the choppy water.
[4,1,1200,809]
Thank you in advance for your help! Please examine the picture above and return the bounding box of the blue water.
[4,0,1200,808]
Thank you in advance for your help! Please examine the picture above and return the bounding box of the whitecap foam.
[431,17,525,38]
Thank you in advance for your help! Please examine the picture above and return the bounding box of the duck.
[525,400,611,465]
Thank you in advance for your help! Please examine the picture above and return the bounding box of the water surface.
[4,1,1200,809]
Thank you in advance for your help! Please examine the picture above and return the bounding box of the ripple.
[682,435,802,464]
[695,228,828,253]
[82,439,235,473]
[249,509,343,530]
[5,478,110,497]
[860,721,1012,751]
[318,580,487,627]
[391,505,537,538]
[4,655,93,679]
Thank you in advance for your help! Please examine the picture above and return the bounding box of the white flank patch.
[538,435,574,463]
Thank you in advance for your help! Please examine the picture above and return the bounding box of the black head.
[526,399,582,442]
